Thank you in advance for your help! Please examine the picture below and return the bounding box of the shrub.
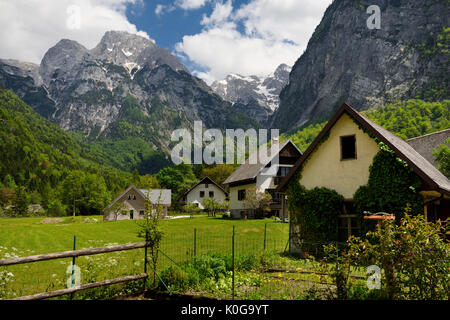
[347,213,450,300]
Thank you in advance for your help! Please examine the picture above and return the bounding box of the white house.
[223,140,302,219]
[103,185,171,221]
[180,177,228,210]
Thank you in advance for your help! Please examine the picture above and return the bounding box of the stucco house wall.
[186,182,227,209]
[299,113,380,199]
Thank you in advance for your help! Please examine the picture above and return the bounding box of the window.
[200,191,205,198]
[139,210,145,216]
[238,189,246,201]
[133,195,136,200]
[277,167,290,177]
[128,195,131,200]
[340,135,356,160]
[338,215,359,242]
[209,191,214,198]
[205,183,209,188]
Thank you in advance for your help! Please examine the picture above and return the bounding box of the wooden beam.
[0,242,150,267]
[11,273,149,300]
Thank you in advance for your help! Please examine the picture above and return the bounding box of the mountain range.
[0,31,260,173]
[0,0,449,175]
[211,64,291,125]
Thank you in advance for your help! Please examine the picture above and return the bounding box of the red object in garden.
[363,212,395,220]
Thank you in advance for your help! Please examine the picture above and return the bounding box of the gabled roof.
[223,140,302,185]
[104,185,171,211]
[276,103,450,196]
[406,129,450,168]
[182,176,228,197]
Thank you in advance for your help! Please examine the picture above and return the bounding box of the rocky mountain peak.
[211,63,291,125]
[271,0,449,131]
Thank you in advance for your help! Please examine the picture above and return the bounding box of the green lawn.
[0,215,289,299]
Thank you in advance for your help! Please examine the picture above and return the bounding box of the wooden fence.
[0,242,151,300]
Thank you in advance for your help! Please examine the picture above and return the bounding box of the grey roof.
[138,189,172,205]
[406,129,450,168]
[104,185,171,211]
[223,140,301,185]
[361,117,450,194]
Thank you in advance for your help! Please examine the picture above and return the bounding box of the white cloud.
[176,0,332,84]
[201,0,232,26]
[0,0,151,64]
[176,0,209,10]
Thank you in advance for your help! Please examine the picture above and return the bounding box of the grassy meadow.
[0,215,289,299]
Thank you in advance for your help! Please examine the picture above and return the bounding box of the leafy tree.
[0,188,16,206]
[201,164,236,188]
[202,197,222,217]
[14,186,30,216]
[433,138,450,178]
[138,174,160,189]
[243,187,272,219]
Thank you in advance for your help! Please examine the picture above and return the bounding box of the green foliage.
[433,138,450,178]
[284,99,450,151]
[363,100,450,140]
[61,170,111,216]
[347,214,450,300]
[286,172,344,242]
[0,88,132,215]
[353,146,424,222]
[156,164,198,204]
[200,164,236,188]
[243,187,273,219]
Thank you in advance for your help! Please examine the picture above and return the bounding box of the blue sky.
[0,0,332,83]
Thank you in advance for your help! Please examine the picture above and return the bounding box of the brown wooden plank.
[0,242,150,266]
[10,273,149,300]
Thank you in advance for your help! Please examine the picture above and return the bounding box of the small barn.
[103,185,171,221]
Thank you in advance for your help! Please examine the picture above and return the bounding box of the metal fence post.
[232,225,235,300]
[263,223,267,250]
[194,228,197,257]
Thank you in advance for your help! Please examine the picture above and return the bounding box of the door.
[130,210,134,219]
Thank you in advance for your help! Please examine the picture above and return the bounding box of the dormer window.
[340,135,356,160]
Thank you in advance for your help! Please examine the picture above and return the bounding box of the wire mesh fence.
[0,223,365,300]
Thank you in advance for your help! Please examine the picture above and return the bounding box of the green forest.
[283,99,450,151]
[0,87,449,217]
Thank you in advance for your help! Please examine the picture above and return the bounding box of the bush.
[47,199,67,216]
[347,213,450,300]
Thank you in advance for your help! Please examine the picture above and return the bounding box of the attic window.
[340,135,356,160]
[205,183,209,188]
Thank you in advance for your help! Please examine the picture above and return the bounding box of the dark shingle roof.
[223,140,301,185]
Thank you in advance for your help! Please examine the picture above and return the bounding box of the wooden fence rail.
[0,242,150,266]
[0,242,152,300]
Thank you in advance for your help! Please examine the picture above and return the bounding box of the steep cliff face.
[0,31,259,152]
[271,0,449,131]
[211,64,291,124]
